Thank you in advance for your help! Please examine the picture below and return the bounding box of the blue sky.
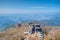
[0,0,60,14]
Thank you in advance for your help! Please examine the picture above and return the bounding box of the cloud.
[32,7,45,8]
[0,9,60,14]
[40,16,53,20]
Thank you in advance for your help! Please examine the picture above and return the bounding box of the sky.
[0,0,60,14]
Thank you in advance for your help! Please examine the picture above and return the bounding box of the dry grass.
[0,23,29,40]
[43,26,60,40]
[0,24,60,40]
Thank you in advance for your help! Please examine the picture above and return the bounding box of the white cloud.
[0,9,60,14]
[32,7,45,8]
[40,16,53,20]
